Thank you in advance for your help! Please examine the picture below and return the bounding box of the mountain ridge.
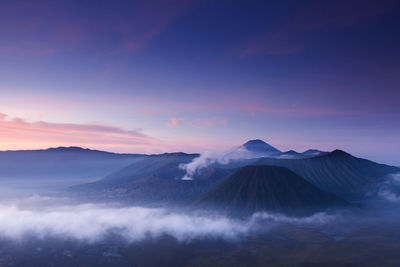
[254,150,400,200]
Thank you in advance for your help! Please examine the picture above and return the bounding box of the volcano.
[199,165,348,216]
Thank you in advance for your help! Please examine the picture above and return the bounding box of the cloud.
[0,203,246,242]
[377,173,400,202]
[167,117,184,129]
[378,189,400,202]
[190,117,227,129]
[389,173,400,184]
[0,197,337,242]
[0,112,157,152]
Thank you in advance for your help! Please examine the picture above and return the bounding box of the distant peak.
[150,152,199,157]
[243,139,281,153]
[283,150,299,154]
[330,149,350,156]
[314,149,351,158]
[243,139,267,145]
[46,146,87,152]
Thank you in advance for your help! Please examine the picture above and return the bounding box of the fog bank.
[0,196,338,243]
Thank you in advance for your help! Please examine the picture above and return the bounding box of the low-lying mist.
[0,173,399,246]
[377,173,400,202]
[0,195,348,243]
[0,195,399,245]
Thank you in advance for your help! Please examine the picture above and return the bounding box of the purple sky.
[0,0,399,165]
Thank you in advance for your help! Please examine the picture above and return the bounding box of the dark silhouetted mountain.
[242,139,281,155]
[254,150,400,200]
[0,147,146,180]
[199,165,348,216]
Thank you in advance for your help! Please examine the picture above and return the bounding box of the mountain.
[302,149,325,156]
[70,143,399,204]
[242,139,281,155]
[199,165,348,216]
[90,168,235,204]
[242,140,323,159]
[0,147,145,180]
[254,150,400,200]
[71,152,235,203]
[90,152,198,186]
[278,150,303,159]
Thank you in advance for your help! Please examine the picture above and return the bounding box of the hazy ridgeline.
[0,143,399,266]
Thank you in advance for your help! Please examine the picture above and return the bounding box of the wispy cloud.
[0,113,157,152]
[167,117,184,129]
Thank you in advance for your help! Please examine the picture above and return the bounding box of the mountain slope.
[71,152,236,203]
[101,168,236,203]
[72,167,235,203]
[254,150,400,200]
[199,165,348,216]
[78,153,199,190]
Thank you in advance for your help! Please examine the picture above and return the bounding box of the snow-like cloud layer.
[0,196,336,242]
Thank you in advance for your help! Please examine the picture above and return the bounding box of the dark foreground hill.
[254,150,400,200]
[199,165,348,216]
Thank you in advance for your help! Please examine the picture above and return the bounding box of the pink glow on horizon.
[0,113,162,153]
[0,112,236,154]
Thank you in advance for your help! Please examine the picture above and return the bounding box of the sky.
[0,0,399,165]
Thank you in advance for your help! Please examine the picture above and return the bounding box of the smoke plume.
[179,146,261,180]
